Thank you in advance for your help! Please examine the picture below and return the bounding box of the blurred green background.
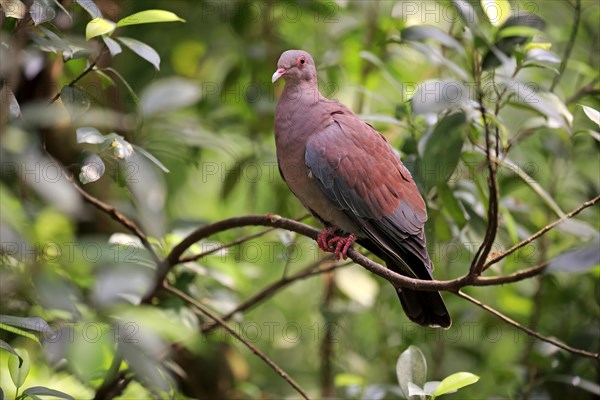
[1,0,599,399]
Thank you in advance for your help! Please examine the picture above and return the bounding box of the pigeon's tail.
[358,238,451,329]
[395,284,451,329]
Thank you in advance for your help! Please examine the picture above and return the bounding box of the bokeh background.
[1,0,599,398]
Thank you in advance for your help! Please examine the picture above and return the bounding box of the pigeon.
[272,50,451,328]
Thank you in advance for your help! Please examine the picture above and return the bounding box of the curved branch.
[455,290,599,360]
[163,283,311,400]
[484,194,600,270]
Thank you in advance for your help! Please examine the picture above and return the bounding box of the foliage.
[1,0,599,399]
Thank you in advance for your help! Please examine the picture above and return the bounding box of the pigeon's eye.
[297,56,306,67]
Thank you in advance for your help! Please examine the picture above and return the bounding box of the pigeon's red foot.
[317,227,356,260]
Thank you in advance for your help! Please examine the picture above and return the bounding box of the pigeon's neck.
[281,79,324,105]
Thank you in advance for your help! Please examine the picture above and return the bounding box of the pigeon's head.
[272,50,316,84]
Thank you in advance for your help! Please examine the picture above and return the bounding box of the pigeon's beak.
[272,68,286,83]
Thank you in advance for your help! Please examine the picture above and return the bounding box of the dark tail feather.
[396,286,451,328]
[358,238,451,329]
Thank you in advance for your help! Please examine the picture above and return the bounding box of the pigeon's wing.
[305,110,432,278]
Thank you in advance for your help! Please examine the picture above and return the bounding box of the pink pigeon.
[272,50,451,328]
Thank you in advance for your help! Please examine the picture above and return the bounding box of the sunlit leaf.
[433,372,479,396]
[547,240,600,273]
[525,48,560,64]
[85,17,115,40]
[407,382,428,396]
[334,373,365,387]
[76,0,101,18]
[396,345,427,399]
[117,37,160,70]
[481,0,511,27]
[102,36,122,57]
[1,0,27,18]
[581,105,600,127]
[8,348,30,389]
[335,266,379,308]
[116,9,185,27]
[76,127,105,144]
[79,152,105,184]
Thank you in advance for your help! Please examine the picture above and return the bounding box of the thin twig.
[550,0,581,92]
[163,283,311,400]
[201,256,339,332]
[67,173,161,265]
[49,48,105,104]
[455,290,599,360]
[484,194,600,270]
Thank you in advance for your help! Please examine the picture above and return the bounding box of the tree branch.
[550,0,581,92]
[483,194,600,270]
[470,80,499,275]
[455,290,599,360]
[163,283,311,400]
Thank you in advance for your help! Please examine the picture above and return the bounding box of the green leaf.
[497,25,543,39]
[401,25,463,53]
[547,240,600,273]
[116,9,185,27]
[433,372,479,397]
[85,17,115,40]
[481,0,511,27]
[0,315,52,333]
[0,339,22,366]
[581,105,600,127]
[60,86,90,119]
[334,373,365,387]
[102,67,139,104]
[22,387,75,400]
[117,37,160,70]
[133,145,170,173]
[79,152,105,184]
[76,127,105,144]
[420,112,467,190]
[94,70,116,88]
[396,345,427,399]
[411,80,469,116]
[452,0,479,32]
[0,323,41,345]
[438,183,467,228]
[8,348,30,389]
